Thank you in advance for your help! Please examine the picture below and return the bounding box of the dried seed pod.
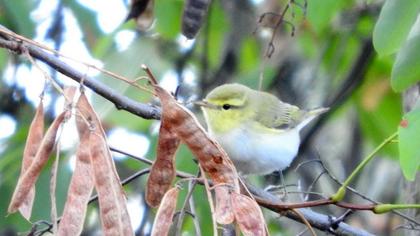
[57,103,93,236]
[149,82,267,231]
[153,85,239,190]
[51,86,77,234]
[151,83,240,228]
[181,0,211,39]
[214,186,234,224]
[8,111,66,214]
[231,192,266,236]
[18,100,44,220]
[146,122,180,207]
[77,92,133,236]
[151,187,179,236]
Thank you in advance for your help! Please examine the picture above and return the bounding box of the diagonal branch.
[0,26,161,120]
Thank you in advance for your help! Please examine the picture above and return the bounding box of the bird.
[197,83,328,176]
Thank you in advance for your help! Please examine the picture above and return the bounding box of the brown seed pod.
[151,83,240,228]
[146,78,267,231]
[17,100,44,220]
[146,122,180,207]
[50,86,78,234]
[231,192,266,236]
[151,187,179,236]
[77,92,134,236]
[57,99,94,236]
[214,186,235,224]
[153,85,239,189]
[8,111,66,214]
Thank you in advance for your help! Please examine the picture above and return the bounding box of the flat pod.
[146,121,180,207]
[18,100,44,220]
[8,111,66,214]
[58,95,94,236]
[151,187,179,236]
[77,92,133,236]
[231,192,266,236]
[214,186,234,224]
[153,85,239,190]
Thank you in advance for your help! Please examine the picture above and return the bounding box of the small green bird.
[198,83,328,176]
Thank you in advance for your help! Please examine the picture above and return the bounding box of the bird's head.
[196,84,254,134]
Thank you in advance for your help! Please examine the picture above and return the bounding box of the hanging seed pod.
[150,187,179,236]
[152,84,239,189]
[181,0,211,39]
[77,92,134,236]
[17,100,45,220]
[231,192,266,236]
[214,186,234,224]
[57,96,93,236]
[8,111,66,214]
[146,122,180,207]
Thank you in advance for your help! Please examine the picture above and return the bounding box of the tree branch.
[110,148,375,236]
[248,185,374,236]
[0,27,161,120]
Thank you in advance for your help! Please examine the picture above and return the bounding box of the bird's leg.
[264,170,289,201]
[279,170,288,200]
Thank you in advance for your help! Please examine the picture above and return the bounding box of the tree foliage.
[1,0,420,235]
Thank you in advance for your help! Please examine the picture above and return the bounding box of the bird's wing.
[255,93,303,130]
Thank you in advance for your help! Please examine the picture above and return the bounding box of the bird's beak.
[194,100,218,109]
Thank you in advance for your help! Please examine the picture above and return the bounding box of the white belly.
[211,126,300,175]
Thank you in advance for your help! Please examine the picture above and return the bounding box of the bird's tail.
[297,107,329,131]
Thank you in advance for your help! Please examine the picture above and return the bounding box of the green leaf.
[306,0,345,34]
[0,0,36,37]
[398,108,420,180]
[239,38,259,73]
[154,0,183,39]
[357,75,401,159]
[391,19,420,92]
[373,0,420,56]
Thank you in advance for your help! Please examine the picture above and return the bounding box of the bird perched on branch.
[197,83,327,176]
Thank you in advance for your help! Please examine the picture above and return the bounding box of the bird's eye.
[222,104,231,110]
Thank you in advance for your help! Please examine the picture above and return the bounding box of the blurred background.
[0,0,416,235]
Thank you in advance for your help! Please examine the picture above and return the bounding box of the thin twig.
[332,132,398,202]
[316,153,420,227]
[304,170,326,201]
[24,48,64,96]
[142,64,158,86]
[199,164,218,236]
[188,177,202,236]
[291,208,317,236]
[110,146,153,165]
[265,1,291,57]
[330,210,354,230]
[49,128,63,235]
[175,171,200,236]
